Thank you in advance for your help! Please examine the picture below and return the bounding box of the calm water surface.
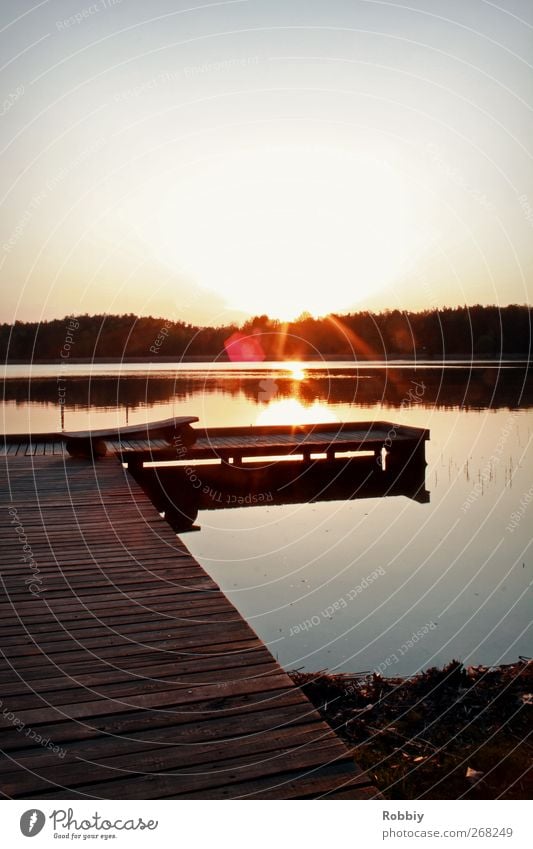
[3,361,531,674]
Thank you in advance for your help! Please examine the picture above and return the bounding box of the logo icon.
[20,810,45,837]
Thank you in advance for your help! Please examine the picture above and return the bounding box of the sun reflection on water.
[255,398,338,426]
[285,362,306,381]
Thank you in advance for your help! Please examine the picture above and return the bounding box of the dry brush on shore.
[290,659,532,799]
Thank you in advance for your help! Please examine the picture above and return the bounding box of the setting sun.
[125,146,427,320]
[286,362,306,381]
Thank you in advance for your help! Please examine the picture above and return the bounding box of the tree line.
[0,305,530,361]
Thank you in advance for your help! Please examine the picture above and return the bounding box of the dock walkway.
[0,453,378,799]
[1,420,429,468]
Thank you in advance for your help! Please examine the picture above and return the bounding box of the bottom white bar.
[3,799,529,848]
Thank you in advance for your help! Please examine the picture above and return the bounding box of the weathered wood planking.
[0,454,379,799]
[1,420,428,467]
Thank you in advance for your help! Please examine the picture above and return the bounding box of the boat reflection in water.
[133,449,429,534]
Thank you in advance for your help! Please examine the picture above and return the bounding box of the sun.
[127,144,427,320]
[286,362,306,381]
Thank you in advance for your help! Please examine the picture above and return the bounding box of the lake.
[2,360,531,676]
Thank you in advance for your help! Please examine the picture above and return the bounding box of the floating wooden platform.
[188,421,428,462]
[2,420,429,470]
[0,452,380,799]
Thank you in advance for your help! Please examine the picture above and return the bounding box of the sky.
[1,0,532,325]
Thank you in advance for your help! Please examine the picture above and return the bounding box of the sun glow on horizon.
[286,362,306,381]
[126,146,428,321]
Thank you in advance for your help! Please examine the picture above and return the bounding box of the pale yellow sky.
[1,0,532,324]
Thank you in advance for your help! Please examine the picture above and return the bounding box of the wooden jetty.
[136,445,429,532]
[185,421,428,465]
[1,420,428,470]
[0,417,406,800]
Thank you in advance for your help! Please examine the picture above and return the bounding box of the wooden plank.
[0,587,223,618]
[64,420,429,466]
[0,698,311,773]
[0,639,266,685]
[172,761,373,800]
[1,725,344,798]
[0,619,256,660]
[60,415,198,440]
[1,633,264,674]
[0,670,294,727]
[0,686,307,751]
[0,603,235,642]
[0,601,235,640]
[0,661,281,715]
[0,648,274,699]
[2,665,275,712]
[25,741,355,799]
[0,451,379,800]
[0,609,242,646]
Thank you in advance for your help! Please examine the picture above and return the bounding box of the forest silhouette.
[1,305,530,361]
